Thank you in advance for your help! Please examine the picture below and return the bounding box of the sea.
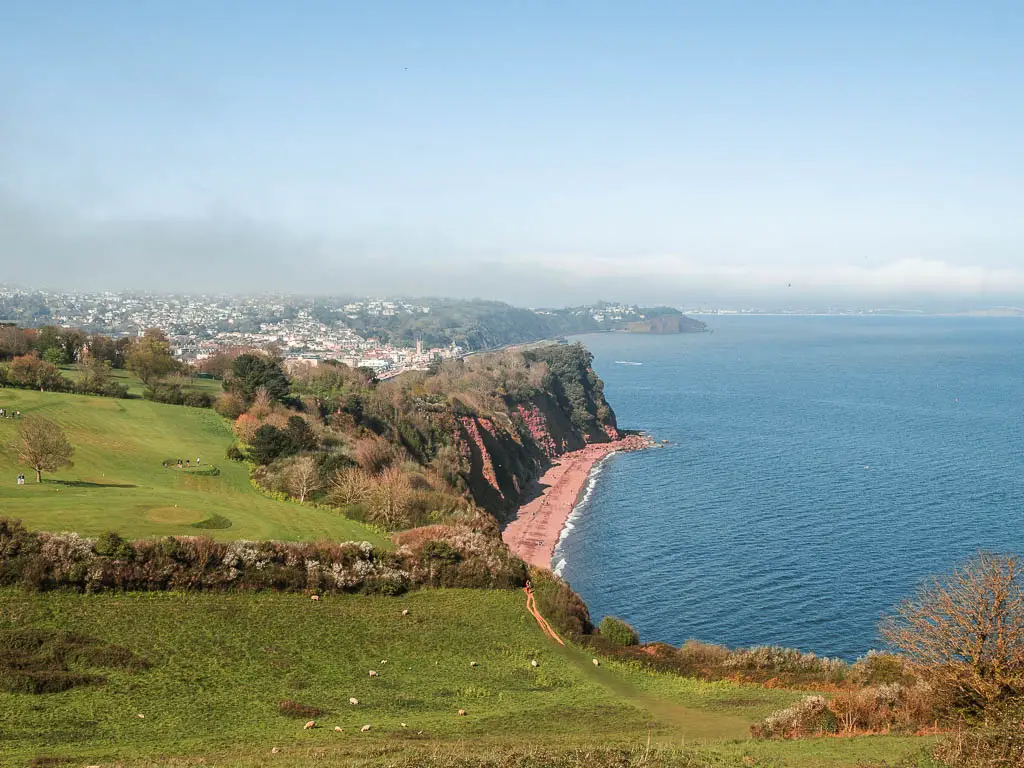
[557,315,1024,661]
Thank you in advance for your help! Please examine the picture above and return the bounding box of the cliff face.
[452,344,619,521]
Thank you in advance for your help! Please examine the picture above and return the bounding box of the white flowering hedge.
[0,517,525,595]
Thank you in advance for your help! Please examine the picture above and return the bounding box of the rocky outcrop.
[626,314,708,334]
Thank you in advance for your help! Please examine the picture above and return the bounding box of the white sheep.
[303,720,316,730]
[349,697,359,705]
[360,724,372,732]
[369,670,378,678]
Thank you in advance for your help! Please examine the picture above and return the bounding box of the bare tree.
[881,552,1024,712]
[16,415,75,483]
[369,466,413,530]
[329,467,374,507]
[287,456,322,503]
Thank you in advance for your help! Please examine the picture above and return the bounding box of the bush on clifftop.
[599,616,639,647]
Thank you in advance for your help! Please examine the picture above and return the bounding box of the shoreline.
[501,434,653,570]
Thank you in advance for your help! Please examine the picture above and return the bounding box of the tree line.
[0,324,210,405]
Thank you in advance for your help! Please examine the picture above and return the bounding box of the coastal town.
[0,287,463,376]
[0,286,667,376]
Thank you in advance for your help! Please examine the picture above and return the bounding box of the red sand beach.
[502,435,651,569]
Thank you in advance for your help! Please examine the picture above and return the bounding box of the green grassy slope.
[58,366,223,397]
[0,589,932,767]
[0,388,383,544]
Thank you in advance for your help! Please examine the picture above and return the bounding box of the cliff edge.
[448,343,619,521]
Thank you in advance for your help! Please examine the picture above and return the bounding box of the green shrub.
[599,616,639,647]
[852,651,910,686]
[143,382,214,408]
[249,424,295,464]
[422,540,461,564]
[93,532,134,559]
[214,392,247,419]
[530,569,592,637]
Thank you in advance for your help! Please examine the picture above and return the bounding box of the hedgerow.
[0,517,526,596]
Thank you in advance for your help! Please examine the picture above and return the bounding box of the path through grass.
[0,589,932,767]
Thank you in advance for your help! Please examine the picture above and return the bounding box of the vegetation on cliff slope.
[242,342,619,527]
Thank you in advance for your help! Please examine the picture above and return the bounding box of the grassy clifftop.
[0,588,928,767]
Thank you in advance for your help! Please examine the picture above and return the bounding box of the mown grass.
[0,388,384,544]
[0,589,934,767]
[58,365,224,398]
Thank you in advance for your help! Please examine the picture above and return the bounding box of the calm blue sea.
[559,316,1024,661]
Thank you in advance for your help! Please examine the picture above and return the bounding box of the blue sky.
[2,1,1022,306]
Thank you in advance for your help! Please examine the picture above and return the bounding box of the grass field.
[0,388,384,544]
[0,588,934,768]
[58,365,224,398]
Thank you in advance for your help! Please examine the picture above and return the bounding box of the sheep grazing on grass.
[457,709,467,716]
[530,659,539,668]
[303,720,316,730]
[349,697,359,705]
[310,595,320,601]
[368,670,378,678]
[270,747,281,755]
[334,726,343,732]
[401,609,409,616]
[360,724,372,732]
[401,722,407,728]
[469,661,478,667]
[592,658,600,667]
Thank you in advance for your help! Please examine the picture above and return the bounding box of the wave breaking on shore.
[501,434,652,571]
[552,452,616,576]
